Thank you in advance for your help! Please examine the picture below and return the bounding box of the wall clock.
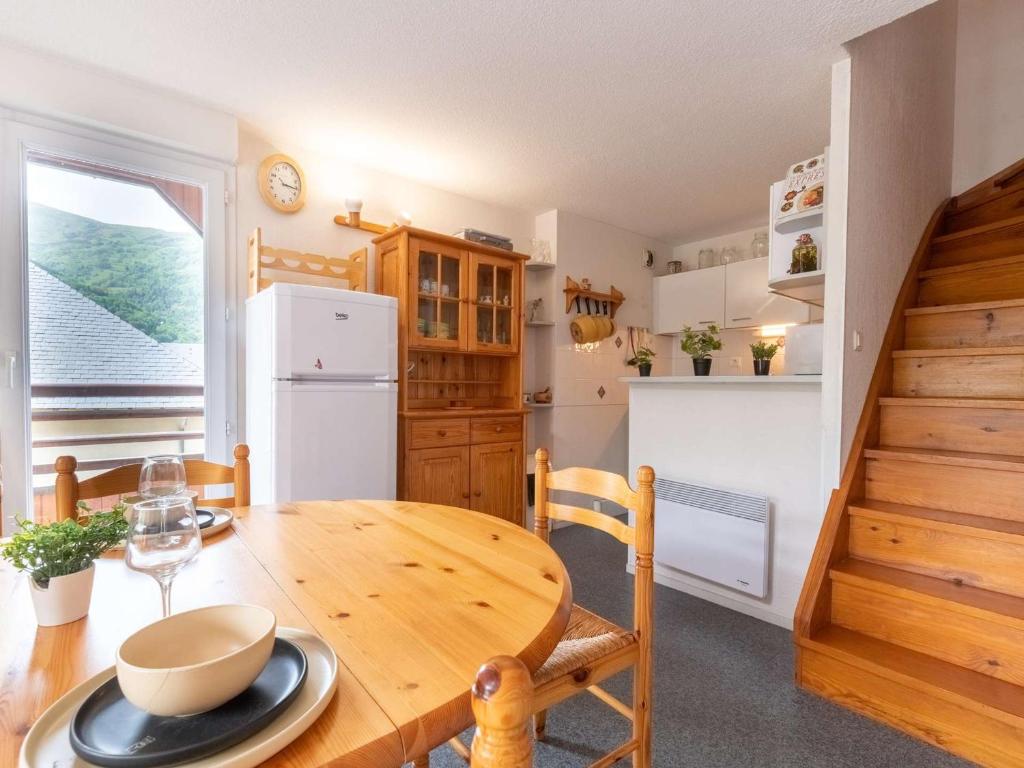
[257,153,306,213]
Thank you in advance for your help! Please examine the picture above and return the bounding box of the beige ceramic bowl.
[116,604,277,716]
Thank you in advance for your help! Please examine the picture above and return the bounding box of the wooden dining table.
[0,500,573,767]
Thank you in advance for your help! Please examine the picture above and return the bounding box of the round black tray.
[194,508,217,529]
[69,637,307,768]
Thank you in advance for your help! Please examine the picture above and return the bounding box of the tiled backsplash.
[552,332,671,406]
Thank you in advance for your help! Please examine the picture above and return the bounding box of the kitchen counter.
[621,375,821,385]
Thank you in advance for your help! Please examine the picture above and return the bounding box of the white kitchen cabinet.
[652,265,725,334]
[725,257,810,329]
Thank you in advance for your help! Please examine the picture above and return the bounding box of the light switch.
[852,331,863,352]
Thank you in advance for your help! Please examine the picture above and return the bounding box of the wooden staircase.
[794,157,1024,767]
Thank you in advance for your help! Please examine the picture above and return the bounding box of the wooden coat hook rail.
[563,276,625,318]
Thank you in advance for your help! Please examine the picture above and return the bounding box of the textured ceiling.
[0,0,933,243]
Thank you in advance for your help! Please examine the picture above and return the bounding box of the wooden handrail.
[792,199,950,640]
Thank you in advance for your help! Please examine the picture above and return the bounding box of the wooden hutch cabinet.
[373,227,527,524]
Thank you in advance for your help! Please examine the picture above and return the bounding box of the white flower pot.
[28,563,95,626]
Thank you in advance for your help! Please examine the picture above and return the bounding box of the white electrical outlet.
[728,356,742,370]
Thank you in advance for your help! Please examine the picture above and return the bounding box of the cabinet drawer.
[471,416,522,445]
[407,418,470,449]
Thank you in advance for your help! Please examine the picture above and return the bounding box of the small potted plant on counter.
[680,325,722,376]
[1,503,128,626]
[627,346,656,377]
[750,340,779,376]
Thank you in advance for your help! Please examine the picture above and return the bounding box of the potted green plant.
[1,503,128,626]
[750,340,779,376]
[680,325,722,376]
[627,346,657,377]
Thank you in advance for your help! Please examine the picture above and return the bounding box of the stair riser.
[918,260,1024,306]
[849,514,1024,598]
[832,580,1024,686]
[865,458,1024,520]
[904,304,1024,349]
[943,186,1024,234]
[929,220,1024,270]
[799,647,1024,768]
[879,404,1024,456]
[893,354,1024,398]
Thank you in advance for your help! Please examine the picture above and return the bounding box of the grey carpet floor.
[426,517,972,767]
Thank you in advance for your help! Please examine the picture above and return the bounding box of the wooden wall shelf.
[563,276,625,318]
[333,214,392,236]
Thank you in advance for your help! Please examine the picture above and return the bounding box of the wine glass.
[139,455,187,499]
[126,496,202,617]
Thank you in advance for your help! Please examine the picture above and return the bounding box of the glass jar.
[698,248,717,269]
[719,246,738,264]
[751,232,769,260]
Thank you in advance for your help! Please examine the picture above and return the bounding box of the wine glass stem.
[158,575,174,618]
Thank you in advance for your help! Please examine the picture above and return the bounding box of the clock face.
[268,161,301,206]
[258,154,306,213]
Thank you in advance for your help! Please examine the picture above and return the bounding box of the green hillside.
[27,203,203,343]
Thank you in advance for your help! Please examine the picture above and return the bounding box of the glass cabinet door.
[411,240,466,349]
[470,254,519,353]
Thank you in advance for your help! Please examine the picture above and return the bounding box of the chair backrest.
[533,447,655,638]
[470,655,534,768]
[54,444,250,521]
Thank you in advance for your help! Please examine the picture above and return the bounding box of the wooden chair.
[531,447,655,768]
[469,656,534,768]
[53,444,251,521]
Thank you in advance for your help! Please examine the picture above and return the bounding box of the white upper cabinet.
[652,258,808,335]
[652,265,725,334]
[724,257,810,329]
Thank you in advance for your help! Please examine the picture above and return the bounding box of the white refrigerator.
[245,283,398,504]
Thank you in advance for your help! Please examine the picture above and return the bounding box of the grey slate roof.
[28,263,203,412]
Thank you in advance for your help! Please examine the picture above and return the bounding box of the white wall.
[544,210,671,485]
[627,380,823,628]
[952,0,1024,194]
[839,0,957,463]
[0,45,237,162]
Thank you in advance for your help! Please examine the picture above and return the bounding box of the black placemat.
[70,638,307,768]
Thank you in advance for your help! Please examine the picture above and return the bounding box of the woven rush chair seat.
[534,604,635,686]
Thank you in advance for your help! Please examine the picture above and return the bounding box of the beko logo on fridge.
[334,312,349,320]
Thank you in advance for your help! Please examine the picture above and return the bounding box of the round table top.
[0,500,573,767]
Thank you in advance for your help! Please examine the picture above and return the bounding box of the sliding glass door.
[0,120,232,534]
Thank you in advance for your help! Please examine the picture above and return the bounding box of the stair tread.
[879,396,1024,410]
[848,498,1024,540]
[803,625,1024,723]
[931,212,1024,244]
[919,252,1024,279]
[831,558,1024,624]
[865,445,1024,473]
[905,297,1024,316]
[893,345,1024,358]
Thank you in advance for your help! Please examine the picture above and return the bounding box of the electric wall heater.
[652,477,770,598]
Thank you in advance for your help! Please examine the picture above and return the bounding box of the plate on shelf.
[19,627,339,768]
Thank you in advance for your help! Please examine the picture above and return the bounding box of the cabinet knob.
[438,430,447,437]
[474,491,482,497]
[462,492,470,499]
[495,426,503,433]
